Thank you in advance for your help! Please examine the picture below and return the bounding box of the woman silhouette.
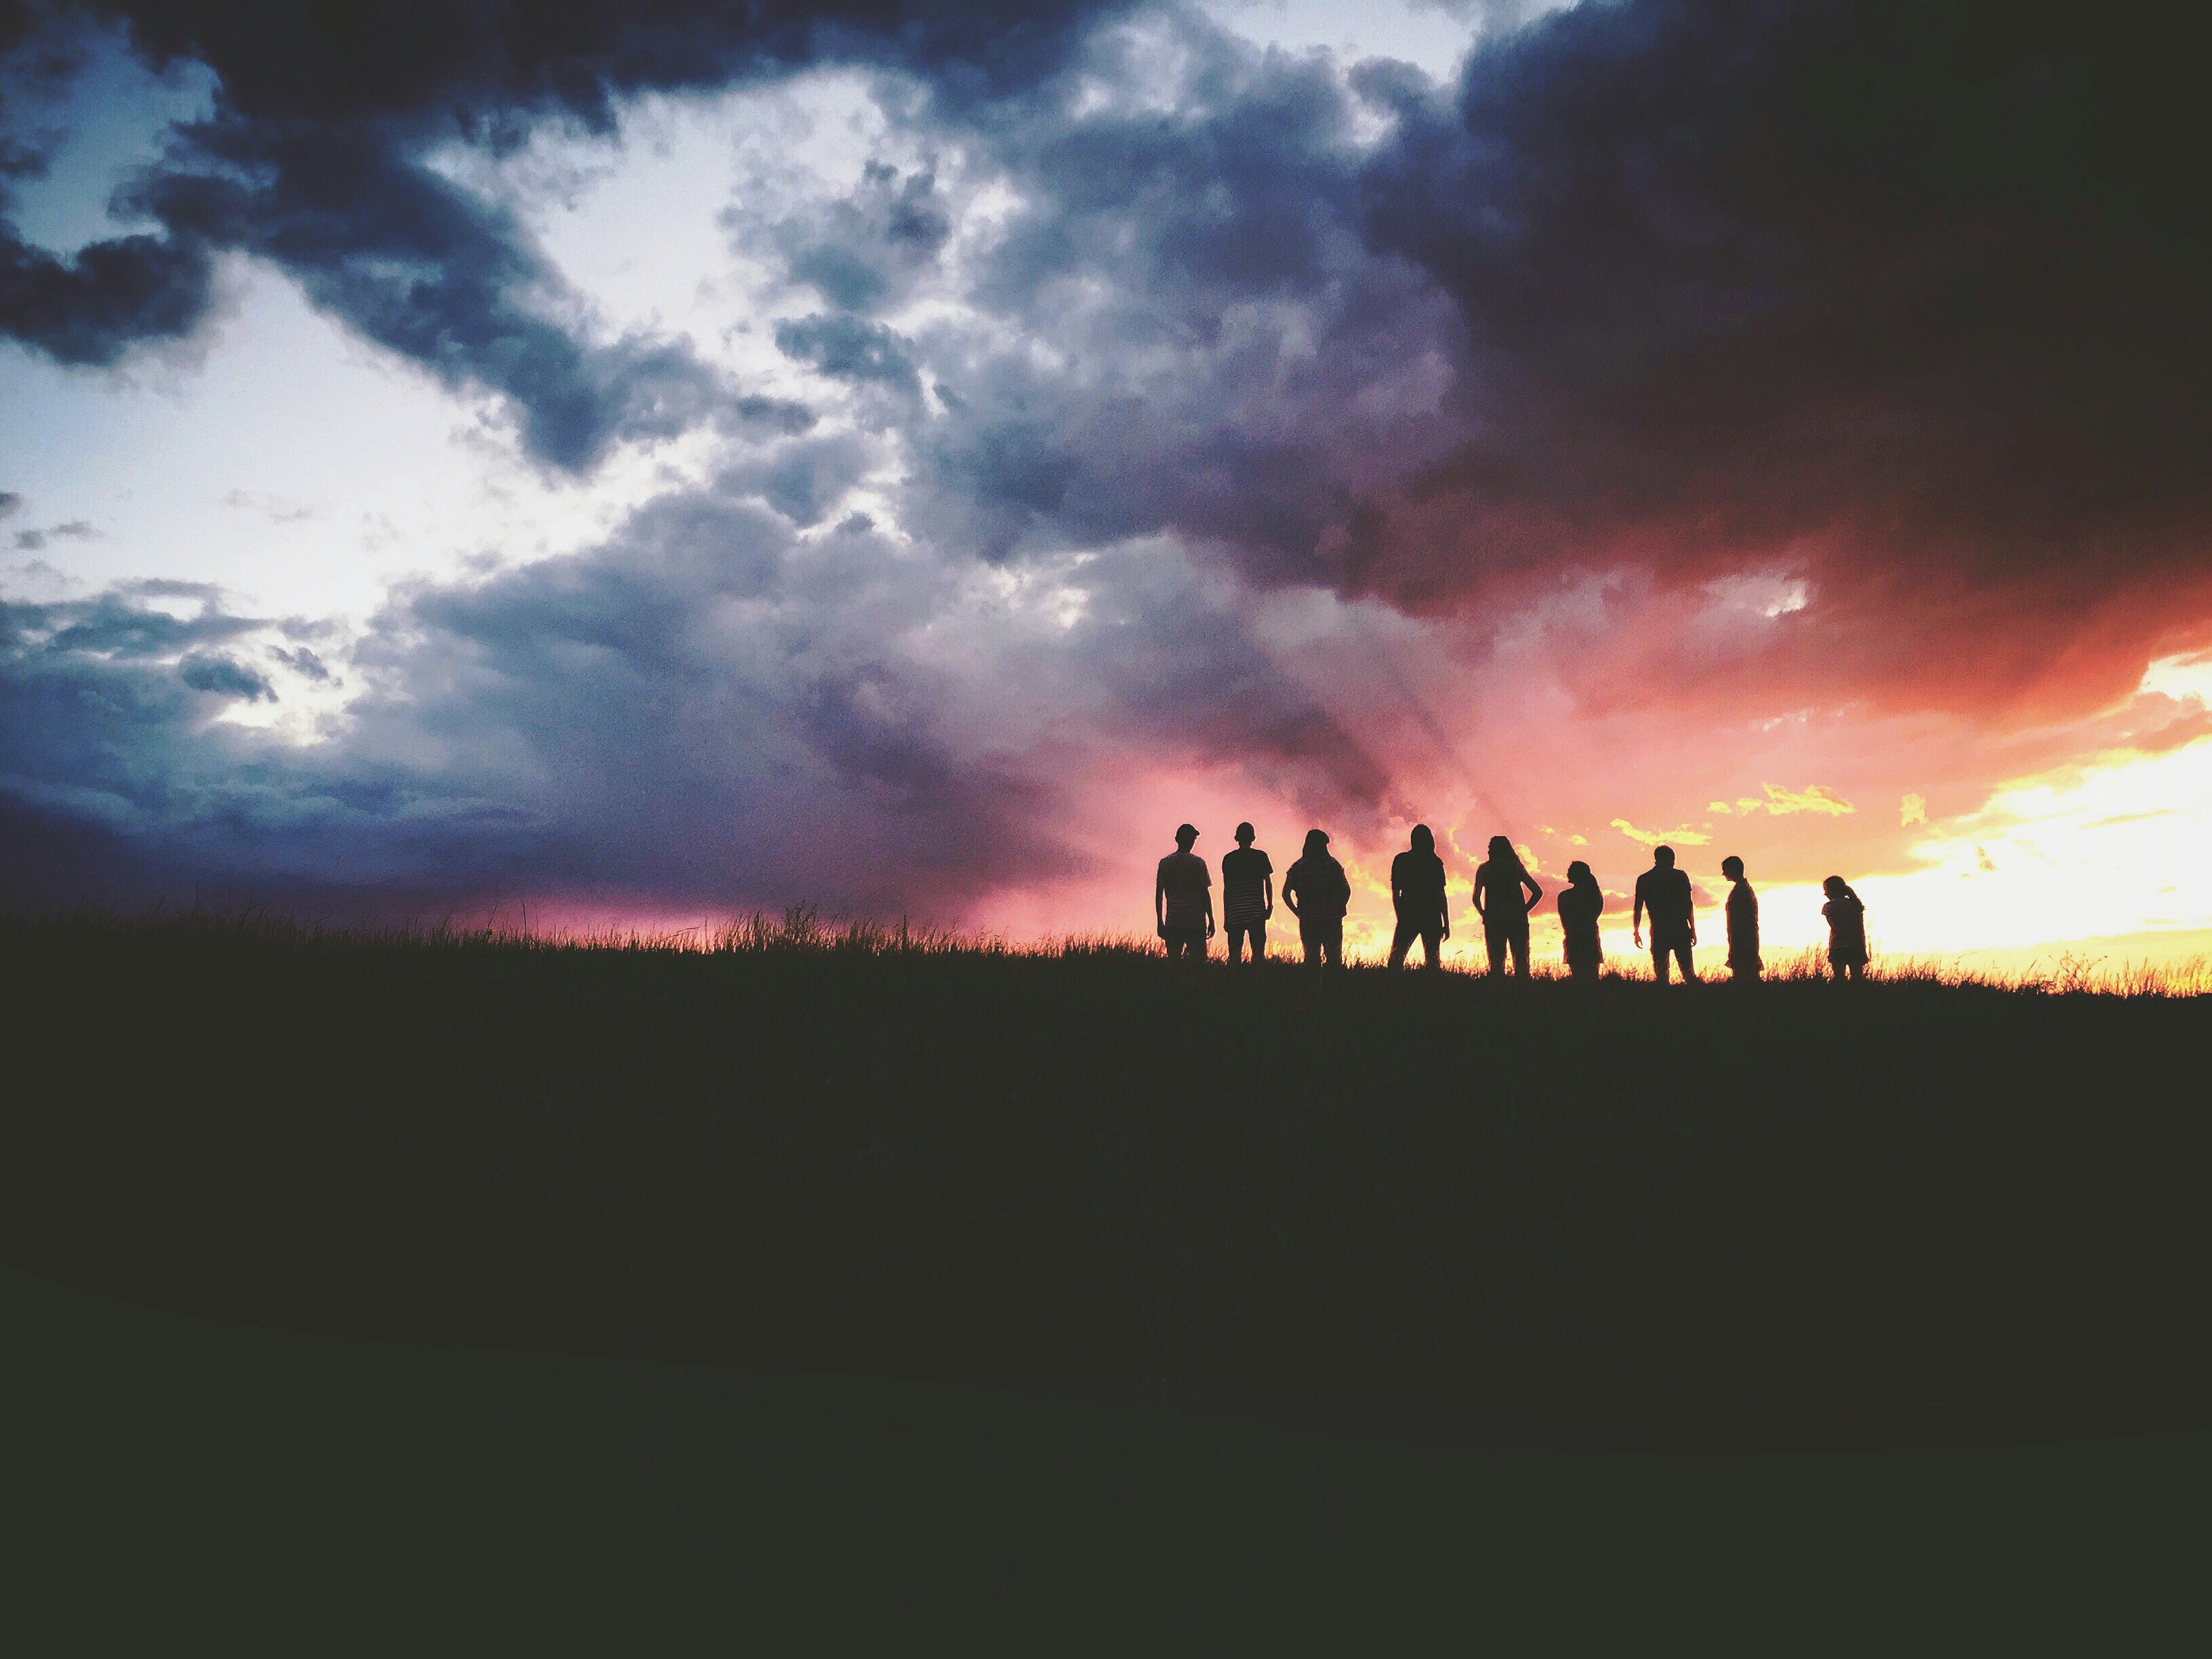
[1822,876,1868,982]
[1387,824,1450,968]
[1557,860,1603,981]
[1473,835,1542,978]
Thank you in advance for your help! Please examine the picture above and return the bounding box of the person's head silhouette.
[1303,828,1330,857]
[1410,824,1435,853]
[1653,845,1676,869]
[1721,855,1745,881]
[1175,823,1198,851]
[1567,859,1596,889]
[1823,875,1849,900]
[1488,834,1516,863]
[1235,821,1255,846]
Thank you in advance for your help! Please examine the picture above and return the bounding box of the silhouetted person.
[1823,876,1868,983]
[1721,855,1761,982]
[1633,845,1698,983]
[1155,823,1213,962]
[1557,859,1603,981]
[1473,835,1542,978]
[1221,821,1274,964]
[1282,828,1350,975]
[1387,824,1450,968]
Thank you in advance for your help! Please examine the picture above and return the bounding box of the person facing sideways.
[1387,824,1450,968]
[1721,855,1761,982]
[1473,835,1544,978]
[1557,860,1604,981]
[1282,828,1351,974]
[1633,844,1699,984]
[1220,822,1275,964]
[1154,823,1214,962]
[1822,876,1869,982]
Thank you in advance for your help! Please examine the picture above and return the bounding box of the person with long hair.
[1473,834,1543,978]
[1557,860,1604,980]
[1282,829,1351,975]
[1721,855,1761,982]
[1822,876,1868,982]
[1387,824,1450,968]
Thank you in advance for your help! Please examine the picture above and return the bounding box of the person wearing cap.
[1220,822,1275,964]
[1154,823,1214,962]
[1282,828,1351,974]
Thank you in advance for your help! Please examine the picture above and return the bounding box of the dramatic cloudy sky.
[7,0,2212,968]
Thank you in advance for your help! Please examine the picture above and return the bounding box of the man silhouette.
[1473,834,1543,978]
[1282,828,1351,975]
[1155,823,1213,962]
[1722,855,1761,982]
[1221,822,1274,964]
[1387,825,1450,968]
[1632,845,1698,984]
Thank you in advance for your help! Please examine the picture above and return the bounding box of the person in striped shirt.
[1154,823,1214,962]
[1220,822,1275,963]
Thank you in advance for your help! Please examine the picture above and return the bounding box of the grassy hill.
[6,910,2207,1444]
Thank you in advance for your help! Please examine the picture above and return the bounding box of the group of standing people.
[1155,824,1872,981]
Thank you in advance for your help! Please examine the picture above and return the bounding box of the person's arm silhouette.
[1521,868,1543,914]
[1284,867,1303,919]
[1632,872,1646,949]
[1471,863,1488,925]
[1153,861,1168,941]
[1263,867,1275,921]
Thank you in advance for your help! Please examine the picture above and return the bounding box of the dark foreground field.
[6,913,2208,1445]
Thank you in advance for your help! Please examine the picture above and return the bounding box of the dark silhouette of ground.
[4,912,2209,1447]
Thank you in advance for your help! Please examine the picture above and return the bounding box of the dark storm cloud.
[1343,0,2212,705]
[760,159,954,313]
[13,0,2212,922]
[11,516,96,549]
[0,0,1107,467]
[177,650,272,701]
[774,313,922,399]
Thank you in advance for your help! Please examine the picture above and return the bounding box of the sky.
[5,0,2212,972]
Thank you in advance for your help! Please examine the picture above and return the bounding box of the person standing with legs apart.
[1557,860,1604,981]
[1155,823,1213,963]
[1722,855,1761,983]
[1633,845,1698,983]
[1387,825,1450,968]
[1282,829,1350,977]
[1823,876,1868,982]
[1473,836,1542,978]
[1221,822,1274,964]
